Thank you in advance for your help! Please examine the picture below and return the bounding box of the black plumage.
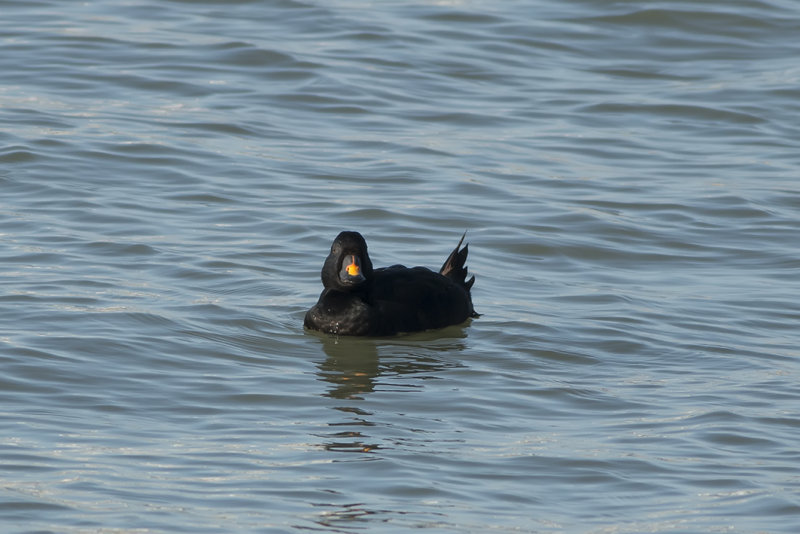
[304,231,478,336]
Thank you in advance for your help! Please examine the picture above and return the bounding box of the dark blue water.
[2,1,799,532]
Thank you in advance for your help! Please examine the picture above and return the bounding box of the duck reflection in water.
[312,329,469,453]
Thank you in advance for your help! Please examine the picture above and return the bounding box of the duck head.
[320,231,374,291]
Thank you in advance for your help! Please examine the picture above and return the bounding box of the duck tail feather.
[439,231,471,287]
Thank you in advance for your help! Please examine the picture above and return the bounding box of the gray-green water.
[2,1,799,532]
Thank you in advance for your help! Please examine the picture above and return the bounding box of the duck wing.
[369,265,473,334]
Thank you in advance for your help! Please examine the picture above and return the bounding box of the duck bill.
[339,254,365,284]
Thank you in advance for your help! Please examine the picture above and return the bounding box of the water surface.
[2,0,799,532]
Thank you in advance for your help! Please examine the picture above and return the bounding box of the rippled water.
[2,0,800,532]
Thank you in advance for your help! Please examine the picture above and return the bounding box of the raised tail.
[439,232,479,317]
